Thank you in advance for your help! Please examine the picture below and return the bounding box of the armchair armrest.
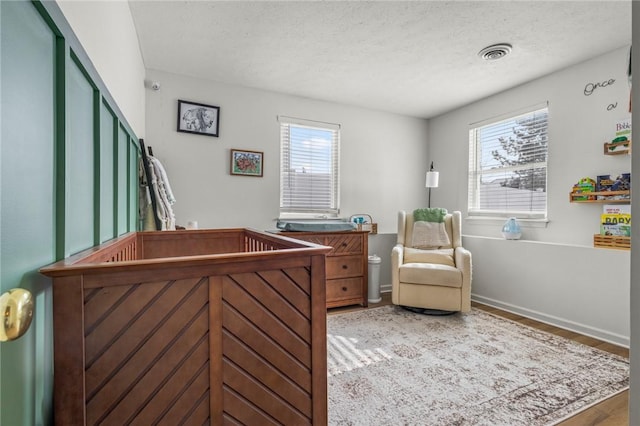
[454,246,472,312]
[391,244,404,304]
[454,246,471,274]
[391,243,404,266]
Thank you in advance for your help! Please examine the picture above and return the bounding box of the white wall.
[56,0,146,137]
[430,47,631,245]
[466,236,629,345]
[429,47,632,345]
[144,69,430,234]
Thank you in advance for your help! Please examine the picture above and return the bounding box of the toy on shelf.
[604,137,631,155]
[571,177,596,201]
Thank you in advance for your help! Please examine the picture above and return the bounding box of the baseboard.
[377,288,629,347]
[472,294,630,348]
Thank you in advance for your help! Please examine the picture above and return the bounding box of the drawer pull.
[342,286,348,292]
[342,264,348,269]
[341,242,348,247]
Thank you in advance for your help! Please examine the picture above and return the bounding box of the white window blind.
[468,106,548,219]
[279,116,340,216]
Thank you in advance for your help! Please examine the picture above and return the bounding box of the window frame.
[467,104,549,220]
[278,116,341,219]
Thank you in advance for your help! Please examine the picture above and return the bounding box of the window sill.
[464,216,549,228]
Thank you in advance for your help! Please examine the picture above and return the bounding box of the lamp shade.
[425,171,439,188]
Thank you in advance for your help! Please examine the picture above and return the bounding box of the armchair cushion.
[399,263,462,288]
[404,247,455,267]
[411,221,450,249]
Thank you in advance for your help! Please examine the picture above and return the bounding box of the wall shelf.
[594,234,630,250]
[569,190,630,203]
[603,140,631,155]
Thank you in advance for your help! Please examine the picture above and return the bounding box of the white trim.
[464,217,550,228]
[277,115,341,130]
[471,294,630,347]
[381,287,628,346]
[468,101,549,128]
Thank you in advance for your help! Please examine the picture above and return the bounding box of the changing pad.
[276,220,357,232]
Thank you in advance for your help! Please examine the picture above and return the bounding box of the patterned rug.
[327,305,629,425]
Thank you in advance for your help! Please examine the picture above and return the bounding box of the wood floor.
[328,293,629,426]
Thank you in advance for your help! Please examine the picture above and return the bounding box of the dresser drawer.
[277,230,368,308]
[326,277,363,301]
[324,234,363,255]
[288,234,325,246]
[326,255,363,279]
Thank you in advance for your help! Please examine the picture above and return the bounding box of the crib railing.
[243,228,322,252]
[40,228,331,425]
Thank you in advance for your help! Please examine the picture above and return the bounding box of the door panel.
[1,1,140,424]
[1,1,56,424]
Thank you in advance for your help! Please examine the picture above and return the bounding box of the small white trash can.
[368,254,382,303]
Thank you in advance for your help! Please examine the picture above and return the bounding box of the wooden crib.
[40,228,330,425]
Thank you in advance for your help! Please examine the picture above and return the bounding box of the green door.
[1,1,56,424]
[1,2,140,423]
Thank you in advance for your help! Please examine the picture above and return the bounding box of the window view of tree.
[468,106,548,218]
[490,110,548,192]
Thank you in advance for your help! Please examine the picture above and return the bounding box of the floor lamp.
[425,161,439,208]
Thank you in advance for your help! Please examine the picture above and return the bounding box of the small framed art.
[177,99,220,137]
[230,149,263,177]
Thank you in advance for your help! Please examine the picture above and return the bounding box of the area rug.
[327,305,629,425]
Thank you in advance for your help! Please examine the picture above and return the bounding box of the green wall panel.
[66,56,95,255]
[100,102,115,242]
[0,1,56,424]
[117,127,128,235]
[130,142,139,231]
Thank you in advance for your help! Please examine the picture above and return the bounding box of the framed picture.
[177,99,220,137]
[230,149,263,177]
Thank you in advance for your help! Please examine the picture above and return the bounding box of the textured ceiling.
[128,1,631,119]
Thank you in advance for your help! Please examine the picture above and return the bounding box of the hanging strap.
[139,138,161,231]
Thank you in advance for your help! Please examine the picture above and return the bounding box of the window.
[468,105,548,219]
[279,116,341,217]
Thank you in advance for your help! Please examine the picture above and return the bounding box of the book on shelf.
[595,173,631,199]
[615,117,631,140]
[600,204,631,236]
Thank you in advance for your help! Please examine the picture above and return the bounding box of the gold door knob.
[0,288,34,342]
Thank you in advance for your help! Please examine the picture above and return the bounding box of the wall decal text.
[583,78,615,96]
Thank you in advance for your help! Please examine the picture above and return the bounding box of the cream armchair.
[391,210,472,313]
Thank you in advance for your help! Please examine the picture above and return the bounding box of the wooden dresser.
[281,230,369,308]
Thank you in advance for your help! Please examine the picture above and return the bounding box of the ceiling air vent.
[478,43,512,61]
